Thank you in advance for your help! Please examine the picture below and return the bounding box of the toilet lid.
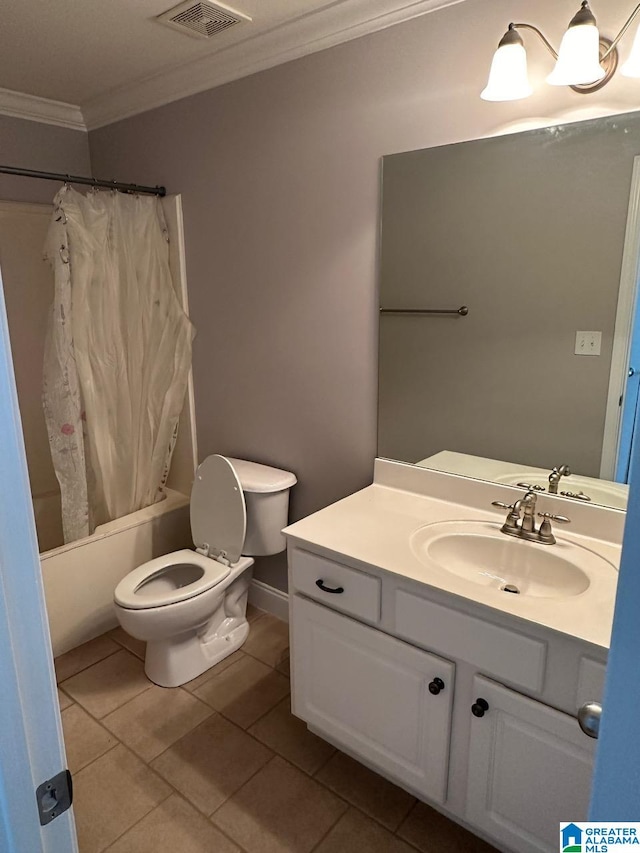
[190,455,246,564]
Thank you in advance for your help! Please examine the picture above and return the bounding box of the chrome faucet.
[548,464,571,495]
[491,490,570,545]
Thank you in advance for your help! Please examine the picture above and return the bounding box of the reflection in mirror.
[377,112,640,510]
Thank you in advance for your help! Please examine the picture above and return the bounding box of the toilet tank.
[226,458,297,556]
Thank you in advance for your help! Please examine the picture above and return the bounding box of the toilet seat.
[115,549,231,610]
[115,457,249,613]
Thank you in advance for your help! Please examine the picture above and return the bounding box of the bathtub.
[41,488,192,656]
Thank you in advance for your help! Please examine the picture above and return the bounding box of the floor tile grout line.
[56,647,122,686]
[94,785,174,853]
[393,801,444,853]
[308,802,427,853]
[241,647,291,669]
[100,789,251,853]
[59,650,157,723]
[100,649,284,768]
[108,634,146,661]
[62,700,133,774]
[396,799,420,836]
[65,678,157,723]
[70,739,173,853]
[206,752,355,853]
[310,747,338,779]
[142,680,336,785]
[100,699,216,765]
[207,752,282,821]
[310,761,417,835]
[238,683,291,732]
[145,708,221,767]
[393,826,430,853]
[179,650,251,695]
[71,739,120,776]
[144,715,276,823]
[307,801,352,853]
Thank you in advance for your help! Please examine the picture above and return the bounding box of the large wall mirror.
[378,112,640,511]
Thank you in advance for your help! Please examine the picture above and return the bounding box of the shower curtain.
[43,186,195,543]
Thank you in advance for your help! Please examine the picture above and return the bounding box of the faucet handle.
[516,482,545,492]
[560,490,592,502]
[491,501,515,509]
[537,511,570,544]
[538,512,570,523]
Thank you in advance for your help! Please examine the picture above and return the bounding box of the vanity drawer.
[395,590,547,692]
[290,550,381,623]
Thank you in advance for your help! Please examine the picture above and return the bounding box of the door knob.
[578,702,602,738]
[630,367,636,377]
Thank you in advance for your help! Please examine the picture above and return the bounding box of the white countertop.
[284,463,622,651]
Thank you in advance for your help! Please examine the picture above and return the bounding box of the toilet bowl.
[114,455,296,687]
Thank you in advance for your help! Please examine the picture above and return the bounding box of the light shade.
[547,14,606,86]
[481,30,532,101]
[621,23,640,77]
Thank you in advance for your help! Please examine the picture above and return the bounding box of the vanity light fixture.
[481,1,640,101]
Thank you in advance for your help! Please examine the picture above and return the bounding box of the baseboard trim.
[249,579,289,622]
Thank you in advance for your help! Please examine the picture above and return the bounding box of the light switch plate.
[575,331,602,356]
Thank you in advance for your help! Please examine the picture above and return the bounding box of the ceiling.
[0,0,458,130]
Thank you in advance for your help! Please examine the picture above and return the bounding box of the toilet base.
[144,617,250,688]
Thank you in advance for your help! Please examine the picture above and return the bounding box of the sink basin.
[494,471,628,510]
[410,521,614,599]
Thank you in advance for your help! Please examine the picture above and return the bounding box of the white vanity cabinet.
[288,544,604,853]
[291,596,455,803]
[466,676,595,853]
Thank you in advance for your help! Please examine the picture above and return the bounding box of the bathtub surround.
[0,202,61,548]
[88,0,640,591]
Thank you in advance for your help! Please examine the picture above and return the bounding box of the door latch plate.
[36,769,73,825]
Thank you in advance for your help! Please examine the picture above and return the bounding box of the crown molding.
[0,87,86,131]
[82,0,464,130]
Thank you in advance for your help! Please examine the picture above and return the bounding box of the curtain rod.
[0,164,166,197]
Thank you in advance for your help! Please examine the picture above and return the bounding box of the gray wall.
[0,115,91,203]
[379,116,640,477]
[88,0,640,590]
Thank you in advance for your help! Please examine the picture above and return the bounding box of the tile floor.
[55,606,497,853]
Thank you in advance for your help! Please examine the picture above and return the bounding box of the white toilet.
[114,454,296,687]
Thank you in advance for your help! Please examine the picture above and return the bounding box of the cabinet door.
[291,595,454,803]
[466,676,595,853]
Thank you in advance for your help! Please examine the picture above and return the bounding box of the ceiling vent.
[157,0,251,39]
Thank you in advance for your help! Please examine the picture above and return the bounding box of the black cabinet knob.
[471,698,490,718]
[428,677,445,695]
